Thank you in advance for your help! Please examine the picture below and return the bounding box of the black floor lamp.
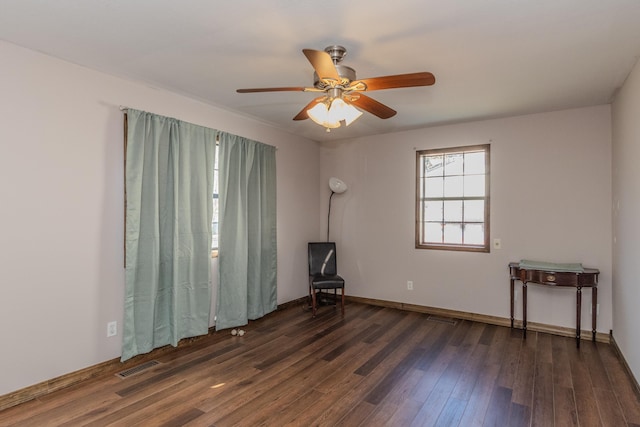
[327,177,348,241]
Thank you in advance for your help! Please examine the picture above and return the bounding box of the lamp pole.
[327,191,336,242]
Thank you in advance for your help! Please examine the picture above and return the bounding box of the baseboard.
[0,298,308,412]
[609,332,640,398]
[346,295,610,343]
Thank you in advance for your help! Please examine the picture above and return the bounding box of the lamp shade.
[307,97,363,130]
[329,177,347,194]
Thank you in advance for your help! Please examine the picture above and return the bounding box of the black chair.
[308,242,345,317]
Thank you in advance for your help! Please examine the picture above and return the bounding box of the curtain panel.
[216,132,277,330]
[123,109,216,361]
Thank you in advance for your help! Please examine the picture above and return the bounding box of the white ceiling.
[1,0,640,142]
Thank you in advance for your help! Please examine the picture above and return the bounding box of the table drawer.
[525,269,578,286]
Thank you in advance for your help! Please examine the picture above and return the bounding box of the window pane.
[464,175,485,196]
[445,153,463,175]
[425,155,444,177]
[416,144,489,251]
[212,143,220,250]
[464,224,484,245]
[425,222,443,243]
[424,201,443,221]
[464,200,485,222]
[444,223,463,244]
[444,200,462,222]
[444,176,463,197]
[465,151,485,174]
[425,177,444,197]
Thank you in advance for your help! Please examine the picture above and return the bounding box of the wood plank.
[593,387,628,426]
[415,321,455,371]
[362,368,426,425]
[495,330,523,389]
[511,331,536,406]
[482,386,513,427]
[364,347,425,405]
[410,344,459,404]
[331,400,375,426]
[411,322,483,426]
[433,396,467,427]
[568,341,603,427]
[508,402,531,427]
[457,363,501,427]
[551,334,574,388]
[531,361,553,427]
[263,389,326,426]
[450,335,489,401]
[553,385,579,426]
[354,314,428,376]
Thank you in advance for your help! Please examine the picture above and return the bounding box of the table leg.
[523,283,527,339]
[576,286,582,348]
[592,287,597,342]
[510,278,515,329]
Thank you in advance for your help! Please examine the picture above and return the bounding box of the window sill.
[416,243,490,253]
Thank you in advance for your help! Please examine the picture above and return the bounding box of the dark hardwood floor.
[2,301,640,426]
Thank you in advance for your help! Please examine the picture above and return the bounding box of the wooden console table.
[509,262,599,347]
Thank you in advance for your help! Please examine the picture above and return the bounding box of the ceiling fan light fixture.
[330,98,363,126]
[307,97,363,131]
[307,101,341,129]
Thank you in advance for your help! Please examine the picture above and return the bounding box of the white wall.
[612,58,640,381]
[321,106,612,333]
[0,40,320,396]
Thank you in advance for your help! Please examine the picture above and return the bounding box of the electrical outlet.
[407,280,414,290]
[107,321,117,337]
[493,238,502,249]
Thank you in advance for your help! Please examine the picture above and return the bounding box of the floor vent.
[116,360,160,379]
[427,315,458,326]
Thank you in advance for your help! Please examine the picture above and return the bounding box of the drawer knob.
[546,274,556,282]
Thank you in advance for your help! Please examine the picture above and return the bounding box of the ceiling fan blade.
[350,72,435,91]
[302,49,340,82]
[237,87,307,93]
[349,94,397,119]
[293,97,326,121]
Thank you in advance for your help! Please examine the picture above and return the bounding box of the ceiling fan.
[236,45,435,131]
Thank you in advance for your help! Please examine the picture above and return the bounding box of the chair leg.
[311,288,318,317]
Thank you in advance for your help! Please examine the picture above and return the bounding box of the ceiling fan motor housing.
[312,45,356,89]
[313,65,356,89]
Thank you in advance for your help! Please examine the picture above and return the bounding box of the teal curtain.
[216,132,277,330]
[123,109,216,361]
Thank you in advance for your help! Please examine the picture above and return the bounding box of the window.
[212,143,219,253]
[416,144,490,252]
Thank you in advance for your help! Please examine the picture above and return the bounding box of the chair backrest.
[308,242,338,276]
